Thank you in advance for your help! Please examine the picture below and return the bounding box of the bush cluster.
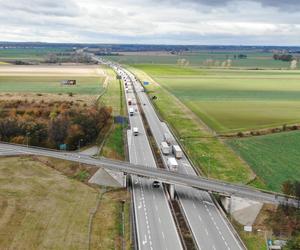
[0,100,112,150]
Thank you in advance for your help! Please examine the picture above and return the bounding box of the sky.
[0,0,299,45]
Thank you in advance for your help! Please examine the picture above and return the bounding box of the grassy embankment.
[227,131,300,192]
[129,65,260,187]
[100,66,126,160]
[0,156,131,250]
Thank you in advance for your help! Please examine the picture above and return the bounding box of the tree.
[282,180,295,196]
[294,181,300,200]
[65,124,84,150]
[284,232,300,250]
[48,117,69,147]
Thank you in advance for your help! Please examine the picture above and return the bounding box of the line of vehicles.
[124,67,185,187]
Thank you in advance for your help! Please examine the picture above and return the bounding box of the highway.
[118,67,183,250]
[1,60,298,249]
[124,68,244,249]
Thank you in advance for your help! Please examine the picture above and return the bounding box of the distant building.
[61,80,76,86]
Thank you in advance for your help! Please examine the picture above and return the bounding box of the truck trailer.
[160,141,170,155]
[167,157,178,171]
[164,132,172,145]
[172,145,183,159]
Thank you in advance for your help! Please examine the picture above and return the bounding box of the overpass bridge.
[0,142,298,207]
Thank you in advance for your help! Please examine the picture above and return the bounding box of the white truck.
[164,132,172,145]
[167,157,178,172]
[129,107,134,116]
[172,145,183,159]
[160,141,170,155]
[133,127,139,136]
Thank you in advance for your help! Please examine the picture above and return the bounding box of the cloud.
[164,0,300,10]
[0,0,80,17]
[0,0,299,45]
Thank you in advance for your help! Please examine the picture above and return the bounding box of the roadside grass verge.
[101,124,125,160]
[100,66,126,160]
[227,131,300,192]
[129,66,258,186]
[232,220,267,250]
[90,189,131,250]
[100,66,125,116]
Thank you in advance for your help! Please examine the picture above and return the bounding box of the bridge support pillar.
[169,184,175,200]
[123,173,127,188]
[221,196,231,213]
[221,196,263,226]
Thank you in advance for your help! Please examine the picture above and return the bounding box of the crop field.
[105,51,294,69]
[0,48,69,61]
[129,66,258,187]
[227,131,300,192]
[0,65,105,95]
[134,64,300,133]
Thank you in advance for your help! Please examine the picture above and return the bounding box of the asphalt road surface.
[118,68,183,250]
[126,69,245,250]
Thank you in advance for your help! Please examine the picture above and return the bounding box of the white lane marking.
[142,234,147,245]
[198,215,202,221]
[158,217,161,224]
[162,231,165,239]
[205,228,209,236]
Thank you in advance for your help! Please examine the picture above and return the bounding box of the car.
[152,181,160,188]
[133,127,139,136]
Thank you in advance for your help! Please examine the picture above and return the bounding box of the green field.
[129,66,259,187]
[133,64,300,133]
[227,131,300,191]
[0,76,104,95]
[105,51,294,69]
[0,48,69,61]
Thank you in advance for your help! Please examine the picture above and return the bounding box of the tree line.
[0,100,112,150]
